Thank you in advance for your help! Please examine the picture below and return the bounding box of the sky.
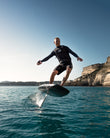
[0,0,110,82]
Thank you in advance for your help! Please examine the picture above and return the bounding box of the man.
[37,37,83,86]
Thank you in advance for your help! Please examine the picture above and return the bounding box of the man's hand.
[37,60,42,65]
[77,57,83,62]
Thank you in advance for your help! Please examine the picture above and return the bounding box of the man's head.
[54,37,60,47]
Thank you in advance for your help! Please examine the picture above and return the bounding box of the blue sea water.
[0,86,110,138]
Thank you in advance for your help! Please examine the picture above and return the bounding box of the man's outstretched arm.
[37,51,55,65]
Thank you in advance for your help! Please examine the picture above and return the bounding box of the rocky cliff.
[66,56,110,86]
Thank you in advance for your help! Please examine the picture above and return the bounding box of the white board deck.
[38,84,69,97]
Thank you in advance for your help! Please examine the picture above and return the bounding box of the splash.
[28,91,48,108]
[35,92,47,107]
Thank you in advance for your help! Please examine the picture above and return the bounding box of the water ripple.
[0,86,110,137]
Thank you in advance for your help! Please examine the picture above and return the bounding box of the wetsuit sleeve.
[67,47,79,58]
[41,51,55,62]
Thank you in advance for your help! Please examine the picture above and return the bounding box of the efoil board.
[38,84,69,97]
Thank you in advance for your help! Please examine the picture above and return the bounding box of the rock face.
[82,63,103,76]
[66,56,110,86]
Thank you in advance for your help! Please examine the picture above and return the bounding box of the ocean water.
[0,86,110,138]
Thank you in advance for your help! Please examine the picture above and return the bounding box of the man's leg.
[60,66,72,86]
[49,70,58,84]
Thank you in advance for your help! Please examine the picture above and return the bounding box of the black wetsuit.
[41,45,79,75]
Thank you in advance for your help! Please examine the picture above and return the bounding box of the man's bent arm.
[68,47,79,58]
[68,48,83,61]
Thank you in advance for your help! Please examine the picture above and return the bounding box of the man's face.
[54,38,60,46]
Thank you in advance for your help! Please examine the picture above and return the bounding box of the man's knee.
[52,70,58,75]
[66,67,72,74]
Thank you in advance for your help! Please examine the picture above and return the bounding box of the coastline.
[0,81,61,86]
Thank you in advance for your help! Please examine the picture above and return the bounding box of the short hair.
[54,37,60,41]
